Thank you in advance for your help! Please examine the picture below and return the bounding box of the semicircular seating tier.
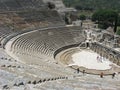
[5,26,85,64]
[0,0,45,11]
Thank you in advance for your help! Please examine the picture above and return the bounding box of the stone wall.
[90,42,120,66]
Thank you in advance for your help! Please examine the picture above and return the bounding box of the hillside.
[63,0,120,12]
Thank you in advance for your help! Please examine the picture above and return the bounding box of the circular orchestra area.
[55,47,120,75]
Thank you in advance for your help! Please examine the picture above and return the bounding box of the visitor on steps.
[100,72,104,78]
[97,56,99,60]
[77,68,80,74]
[83,70,85,75]
[99,56,102,63]
[112,72,116,79]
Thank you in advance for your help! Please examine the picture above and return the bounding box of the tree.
[47,2,55,9]
[79,14,86,21]
[117,16,120,26]
[116,27,120,35]
[92,9,119,32]
[64,13,72,24]
[63,0,120,12]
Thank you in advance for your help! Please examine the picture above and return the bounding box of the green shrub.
[116,27,120,35]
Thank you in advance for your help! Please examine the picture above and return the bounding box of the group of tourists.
[77,68,85,75]
[96,55,106,63]
[77,68,119,79]
[100,72,119,79]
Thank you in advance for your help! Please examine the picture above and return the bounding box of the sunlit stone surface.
[70,50,112,70]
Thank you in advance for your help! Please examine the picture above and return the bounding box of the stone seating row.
[0,49,74,77]
[10,27,84,59]
[0,55,73,89]
[0,10,64,38]
[0,0,44,11]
